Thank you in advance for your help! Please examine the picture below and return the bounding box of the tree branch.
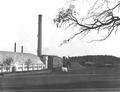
[54,0,120,45]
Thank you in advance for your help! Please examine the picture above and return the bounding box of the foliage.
[3,57,13,72]
[63,56,71,67]
[25,59,33,70]
[54,0,120,45]
[25,59,32,65]
[3,57,13,66]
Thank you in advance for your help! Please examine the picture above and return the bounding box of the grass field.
[1,88,120,92]
[0,70,120,92]
[0,66,120,92]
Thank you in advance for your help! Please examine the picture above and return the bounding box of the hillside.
[64,55,120,74]
[66,55,120,68]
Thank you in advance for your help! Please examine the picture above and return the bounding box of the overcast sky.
[0,0,120,57]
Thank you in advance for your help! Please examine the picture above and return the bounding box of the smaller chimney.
[21,46,23,53]
[14,43,16,52]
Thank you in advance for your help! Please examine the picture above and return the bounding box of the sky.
[0,0,120,57]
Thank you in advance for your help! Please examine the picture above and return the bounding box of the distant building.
[0,51,44,65]
[0,51,45,72]
[40,55,63,70]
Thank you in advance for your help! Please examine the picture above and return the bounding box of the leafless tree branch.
[54,0,120,45]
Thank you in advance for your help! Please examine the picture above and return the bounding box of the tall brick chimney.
[37,14,42,56]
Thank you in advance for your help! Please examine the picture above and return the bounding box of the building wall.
[53,56,63,68]
[40,55,63,69]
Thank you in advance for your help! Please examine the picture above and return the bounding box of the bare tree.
[54,0,120,45]
[25,59,32,71]
[3,57,13,72]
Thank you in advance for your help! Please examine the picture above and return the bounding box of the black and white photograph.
[0,0,120,92]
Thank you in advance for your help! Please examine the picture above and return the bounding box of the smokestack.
[37,14,42,56]
[14,43,16,52]
[21,46,23,53]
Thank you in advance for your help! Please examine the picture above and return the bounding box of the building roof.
[0,51,44,65]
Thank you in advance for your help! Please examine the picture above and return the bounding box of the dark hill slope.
[81,55,120,65]
[67,55,120,67]
[66,55,120,74]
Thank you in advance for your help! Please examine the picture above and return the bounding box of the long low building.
[0,51,63,72]
[0,51,44,65]
[0,51,46,72]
